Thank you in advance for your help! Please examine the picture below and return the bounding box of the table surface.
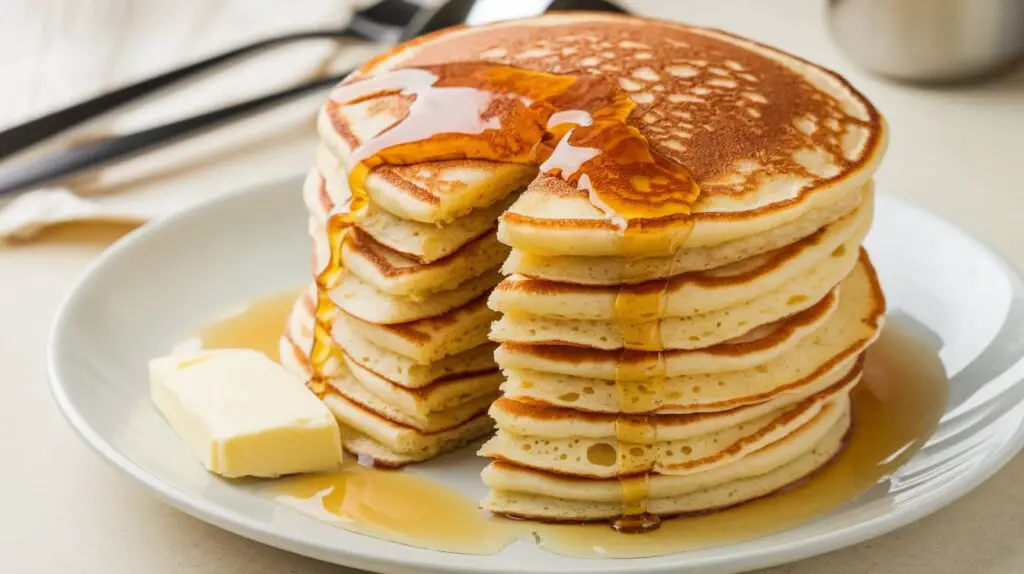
[3,1,1024,572]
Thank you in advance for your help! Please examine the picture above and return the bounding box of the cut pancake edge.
[337,410,495,468]
[304,167,520,265]
[327,368,497,434]
[277,297,501,463]
[341,353,502,416]
[317,109,537,225]
[342,225,507,277]
[280,330,499,432]
[333,292,497,364]
[313,225,509,300]
[283,286,499,384]
[323,389,494,451]
[330,265,502,325]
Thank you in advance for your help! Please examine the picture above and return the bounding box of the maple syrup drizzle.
[611,342,662,530]
[270,464,517,555]
[318,62,702,530]
[310,214,358,398]
[327,62,699,223]
[608,226,687,531]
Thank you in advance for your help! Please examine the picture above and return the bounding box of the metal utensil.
[828,0,1024,82]
[0,0,484,197]
[0,0,420,161]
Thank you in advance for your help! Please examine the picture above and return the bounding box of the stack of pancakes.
[445,16,882,522]
[281,11,889,521]
[278,102,536,466]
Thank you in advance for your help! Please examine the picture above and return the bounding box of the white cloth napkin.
[0,0,381,241]
[0,188,149,239]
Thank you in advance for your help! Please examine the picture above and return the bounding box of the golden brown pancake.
[480,402,850,520]
[282,285,498,385]
[334,292,497,364]
[328,13,886,256]
[480,376,854,479]
[493,287,839,380]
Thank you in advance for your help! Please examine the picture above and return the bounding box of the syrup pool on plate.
[194,289,948,558]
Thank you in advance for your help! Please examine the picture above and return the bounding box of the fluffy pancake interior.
[343,353,502,417]
[501,185,865,284]
[491,245,868,351]
[480,378,852,478]
[480,401,850,520]
[490,191,871,321]
[305,168,520,265]
[325,226,510,300]
[497,258,882,413]
[493,287,838,380]
[331,267,501,325]
[328,367,496,434]
[326,392,495,464]
[335,293,497,364]
[285,285,498,385]
[317,112,537,224]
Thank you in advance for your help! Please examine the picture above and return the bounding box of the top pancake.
[318,107,536,225]
[324,12,886,256]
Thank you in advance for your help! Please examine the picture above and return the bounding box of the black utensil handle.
[545,0,626,13]
[0,72,349,196]
[355,0,422,28]
[399,0,479,42]
[0,33,361,162]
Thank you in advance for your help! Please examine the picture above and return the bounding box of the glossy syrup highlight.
[328,62,700,221]
[607,223,691,532]
[271,464,517,555]
[312,61,702,427]
[197,290,298,361]
[196,293,948,557]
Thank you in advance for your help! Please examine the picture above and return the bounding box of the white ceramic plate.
[49,178,1024,574]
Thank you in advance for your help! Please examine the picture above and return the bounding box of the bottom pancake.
[481,376,854,479]
[480,399,850,521]
[325,392,495,467]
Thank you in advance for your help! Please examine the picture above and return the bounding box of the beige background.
[2,0,1024,572]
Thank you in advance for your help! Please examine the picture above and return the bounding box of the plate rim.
[46,176,1024,574]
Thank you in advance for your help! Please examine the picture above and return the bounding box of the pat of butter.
[150,349,342,478]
